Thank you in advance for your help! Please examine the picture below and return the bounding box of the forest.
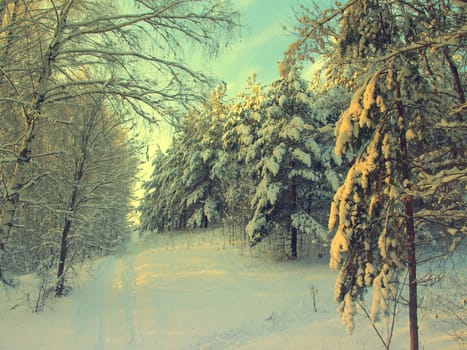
[0,1,465,350]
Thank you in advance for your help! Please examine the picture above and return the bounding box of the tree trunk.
[290,182,298,259]
[182,199,187,229]
[55,216,72,296]
[0,193,19,285]
[290,226,298,259]
[56,151,83,296]
[396,80,419,350]
[400,132,419,350]
[0,139,33,284]
[202,212,208,228]
[405,195,418,350]
[0,0,34,279]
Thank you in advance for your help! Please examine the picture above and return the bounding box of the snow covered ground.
[0,229,461,350]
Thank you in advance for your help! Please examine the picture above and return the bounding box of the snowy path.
[72,255,141,349]
[0,231,458,349]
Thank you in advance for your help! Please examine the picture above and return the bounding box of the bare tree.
[54,96,137,296]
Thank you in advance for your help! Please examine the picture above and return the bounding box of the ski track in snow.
[73,255,139,350]
[65,245,155,350]
[0,231,461,350]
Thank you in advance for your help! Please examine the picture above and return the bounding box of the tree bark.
[55,215,73,296]
[0,0,21,284]
[0,145,32,284]
[55,170,81,296]
[396,80,419,350]
[290,226,298,259]
[405,194,418,350]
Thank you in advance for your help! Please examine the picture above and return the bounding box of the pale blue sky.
[150,0,304,150]
[191,0,333,94]
[148,0,331,152]
[203,0,303,93]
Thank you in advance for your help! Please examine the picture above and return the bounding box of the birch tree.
[54,97,137,296]
[0,94,137,301]
[0,0,239,282]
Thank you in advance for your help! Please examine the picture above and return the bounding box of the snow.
[325,169,341,192]
[291,148,312,167]
[272,144,286,163]
[0,229,461,350]
[291,213,326,239]
[278,95,287,108]
[264,157,280,176]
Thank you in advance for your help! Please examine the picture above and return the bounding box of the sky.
[149,0,317,152]
[197,0,332,94]
[202,0,303,93]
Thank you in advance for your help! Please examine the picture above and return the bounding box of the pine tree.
[140,139,187,232]
[140,85,230,233]
[288,1,466,348]
[229,69,333,257]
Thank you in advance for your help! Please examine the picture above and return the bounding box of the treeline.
[0,0,239,304]
[139,70,350,259]
[140,1,466,348]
